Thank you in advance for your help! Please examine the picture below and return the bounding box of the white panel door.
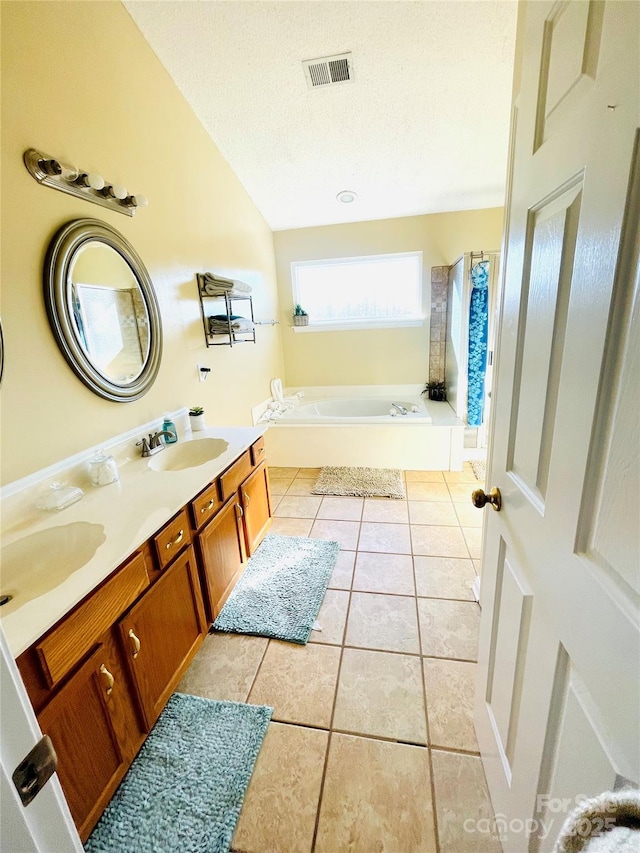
[474,2,640,851]
[0,626,83,852]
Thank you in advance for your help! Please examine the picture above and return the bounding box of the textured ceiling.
[125,1,517,231]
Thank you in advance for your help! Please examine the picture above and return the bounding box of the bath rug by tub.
[85,693,272,853]
[213,534,339,643]
[312,466,406,499]
[471,460,486,482]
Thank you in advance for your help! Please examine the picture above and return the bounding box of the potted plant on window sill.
[293,304,309,327]
[422,380,447,402]
[189,406,206,431]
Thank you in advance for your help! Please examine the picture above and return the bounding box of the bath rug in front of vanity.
[471,460,486,482]
[85,693,272,853]
[213,534,339,643]
[313,466,406,499]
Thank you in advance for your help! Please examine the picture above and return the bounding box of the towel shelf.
[196,273,256,347]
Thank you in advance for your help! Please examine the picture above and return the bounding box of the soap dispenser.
[162,413,178,444]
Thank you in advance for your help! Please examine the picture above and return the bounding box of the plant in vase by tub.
[422,381,447,402]
[293,304,309,326]
[189,406,206,431]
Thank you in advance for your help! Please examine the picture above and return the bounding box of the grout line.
[244,638,273,702]
[412,523,442,853]
[330,727,427,748]
[309,579,353,853]
[429,743,481,757]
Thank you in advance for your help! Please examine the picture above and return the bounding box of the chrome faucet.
[391,402,409,415]
[136,430,175,457]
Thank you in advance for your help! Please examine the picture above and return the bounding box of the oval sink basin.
[148,438,229,472]
[0,522,106,615]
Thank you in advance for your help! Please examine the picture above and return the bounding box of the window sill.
[292,318,425,333]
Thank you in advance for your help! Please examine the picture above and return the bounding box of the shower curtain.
[467,260,489,427]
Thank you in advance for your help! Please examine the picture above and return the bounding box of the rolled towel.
[271,378,284,402]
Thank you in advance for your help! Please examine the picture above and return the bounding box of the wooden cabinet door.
[241,461,272,556]
[118,546,206,730]
[38,644,128,841]
[197,493,246,621]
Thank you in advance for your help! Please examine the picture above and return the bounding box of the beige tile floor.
[178,464,501,853]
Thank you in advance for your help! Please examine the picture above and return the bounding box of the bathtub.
[285,396,431,423]
[259,386,464,471]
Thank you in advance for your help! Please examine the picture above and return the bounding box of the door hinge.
[12,734,58,806]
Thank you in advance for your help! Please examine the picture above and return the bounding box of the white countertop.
[0,425,265,658]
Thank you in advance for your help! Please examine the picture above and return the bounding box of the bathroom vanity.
[4,428,271,841]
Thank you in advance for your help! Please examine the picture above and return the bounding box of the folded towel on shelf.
[208,315,254,335]
[202,272,235,296]
[231,279,252,294]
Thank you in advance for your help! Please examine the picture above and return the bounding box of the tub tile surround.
[0,415,267,657]
[429,265,450,385]
[177,462,500,853]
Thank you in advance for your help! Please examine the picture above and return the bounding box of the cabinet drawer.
[191,481,222,530]
[219,450,252,501]
[250,436,266,466]
[153,508,192,570]
[35,551,149,688]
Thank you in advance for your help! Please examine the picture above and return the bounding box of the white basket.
[293,315,309,326]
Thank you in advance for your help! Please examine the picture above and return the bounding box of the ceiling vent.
[302,53,353,89]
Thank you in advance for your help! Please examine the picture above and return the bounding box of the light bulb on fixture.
[60,163,79,182]
[336,190,357,204]
[38,158,62,177]
[74,172,105,190]
[123,193,149,209]
[102,184,128,200]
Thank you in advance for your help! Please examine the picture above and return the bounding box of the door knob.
[471,487,502,512]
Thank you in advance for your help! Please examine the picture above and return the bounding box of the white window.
[291,251,423,331]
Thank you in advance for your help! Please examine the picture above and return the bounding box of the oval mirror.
[44,219,162,402]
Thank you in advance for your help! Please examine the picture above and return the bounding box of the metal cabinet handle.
[244,493,251,507]
[471,487,502,512]
[235,503,244,518]
[128,628,141,659]
[200,498,215,514]
[99,664,115,695]
[165,529,184,550]
[257,446,265,455]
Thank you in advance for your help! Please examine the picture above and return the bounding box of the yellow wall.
[1,1,284,485]
[274,208,503,387]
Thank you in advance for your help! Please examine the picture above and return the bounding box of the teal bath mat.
[85,693,272,853]
[213,534,340,644]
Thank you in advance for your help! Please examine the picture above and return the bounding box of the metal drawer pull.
[236,503,244,518]
[200,498,215,514]
[128,628,141,659]
[165,529,184,549]
[99,664,115,695]
[257,446,264,455]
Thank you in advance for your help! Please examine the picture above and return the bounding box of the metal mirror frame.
[44,218,162,402]
[0,317,4,388]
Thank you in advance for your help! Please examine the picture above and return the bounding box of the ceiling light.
[337,190,357,204]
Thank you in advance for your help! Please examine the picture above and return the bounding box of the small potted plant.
[189,406,206,431]
[292,304,309,326]
[422,380,447,402]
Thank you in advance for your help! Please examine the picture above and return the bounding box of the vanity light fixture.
[336,190,358,204]
[23,148,148,217]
